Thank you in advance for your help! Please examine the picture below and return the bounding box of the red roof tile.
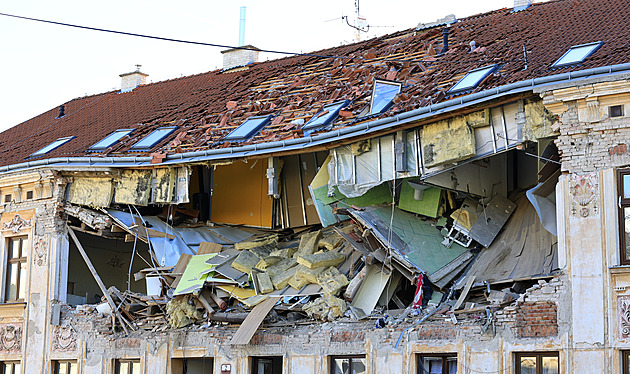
[1,0,629,167]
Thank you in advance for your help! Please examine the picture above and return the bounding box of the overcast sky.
[0,0,512,132]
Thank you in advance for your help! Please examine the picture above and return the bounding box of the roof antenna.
[238,6,246,46]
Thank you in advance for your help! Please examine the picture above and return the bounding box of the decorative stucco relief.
[33,235,48,266]
[569,172,599,218]
[52,325,77,352]
[2,214,32,234]
[0,324,22,352]
[619,296,630,339]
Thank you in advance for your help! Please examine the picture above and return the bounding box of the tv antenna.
[325,0,393,42]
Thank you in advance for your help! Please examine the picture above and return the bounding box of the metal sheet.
[469,196,517,247]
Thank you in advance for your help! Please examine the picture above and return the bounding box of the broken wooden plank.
[67,226,132,334]
[230,297,277,345]
[170,254,193,290]
[197,242,223,255]
[453,275,476,310]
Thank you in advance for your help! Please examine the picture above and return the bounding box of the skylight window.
[31,136,76,156]
[224,115,272,142]
[130,126,178,150]
[552,41,603,68]
[370,80,402,115]
[89,129,134,151]
[448,65,497,95]
[303,100,349,133]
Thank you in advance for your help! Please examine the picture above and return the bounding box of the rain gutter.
[2,63,630,175]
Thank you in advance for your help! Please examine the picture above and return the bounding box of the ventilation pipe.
[238,6,246,47]
[440,28,449,54]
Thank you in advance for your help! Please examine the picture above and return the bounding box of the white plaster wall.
[290,355,316,374]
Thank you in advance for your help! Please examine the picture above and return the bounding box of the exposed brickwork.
[250,331,283,345]
[331,330,365,342]
[513,301,558,338]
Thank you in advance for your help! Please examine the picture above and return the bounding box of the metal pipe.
[238,7,246,47]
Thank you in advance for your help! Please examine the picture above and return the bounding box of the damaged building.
[1,0,630,372]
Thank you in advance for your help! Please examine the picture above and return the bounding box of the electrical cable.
[0,12,526,65]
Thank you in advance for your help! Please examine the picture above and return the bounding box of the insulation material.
[173,166,190,204]
[421,115,476,168]
[151,168,175,204]
[67,177,114,208]
[211,160,273,228]
[113,170,152,205]
[523,98,559,141]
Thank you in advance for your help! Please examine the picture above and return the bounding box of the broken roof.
[1,0,628,168]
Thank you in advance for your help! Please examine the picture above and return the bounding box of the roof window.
[552,41,603,68]
[224,115,272,142]
[448,65,497,95]
[89,129,134,151]
[303,100,349,133]
[31,136,76,156]
[370,80,401,115]
[130,126,178,150]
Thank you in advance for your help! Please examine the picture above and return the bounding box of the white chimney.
[120,65,148,92]
[221,45,260,71]
[513,0,532,11]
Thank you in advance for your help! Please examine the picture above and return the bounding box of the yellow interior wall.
[211,160,273,228]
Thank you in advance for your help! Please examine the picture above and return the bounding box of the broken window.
[251,356,282,374]
[130,126,178,150]
[331,356,367,374]
[417,354,457,374]
[224,115,272,142]
[447,65,497,95]
[31,136,76,156]
[515,352,559,374]
[370,80,401,115]
[619,169,630,264]
[89,129,134,151]
[551,41,602,68]
[5,236,27,302]
[115,359,141,374]
[52,360,78,374]
[303,100,349,133]
[0,362,21,374]
[171,357,213,373]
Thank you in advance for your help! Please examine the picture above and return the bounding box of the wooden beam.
[67,226,132,334]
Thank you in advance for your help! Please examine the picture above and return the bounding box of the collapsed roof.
[1,0,628,170]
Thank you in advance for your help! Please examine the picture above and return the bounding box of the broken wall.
[52,276,569,374]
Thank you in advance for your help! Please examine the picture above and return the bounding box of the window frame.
[130,126,178,151]
[0,361,21,374]
[89,129,135,151]
[4,236,28,303]
[251,356,283,374]
[330,355,367,374]
[514,351,559,374]
[224,115,273,143]
[447,65,498,95]
[369,79,402,115]
[303,100,349,133]
[618,169,630,265]
[623,350,630,374]
[551,41,603,68]
[31,136,76,157]
[52,360,78,374]
[416,353,457,374]
[114,359,141,374]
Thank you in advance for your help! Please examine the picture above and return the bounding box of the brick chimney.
[120,65,148,92]
[221,45,260,71]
